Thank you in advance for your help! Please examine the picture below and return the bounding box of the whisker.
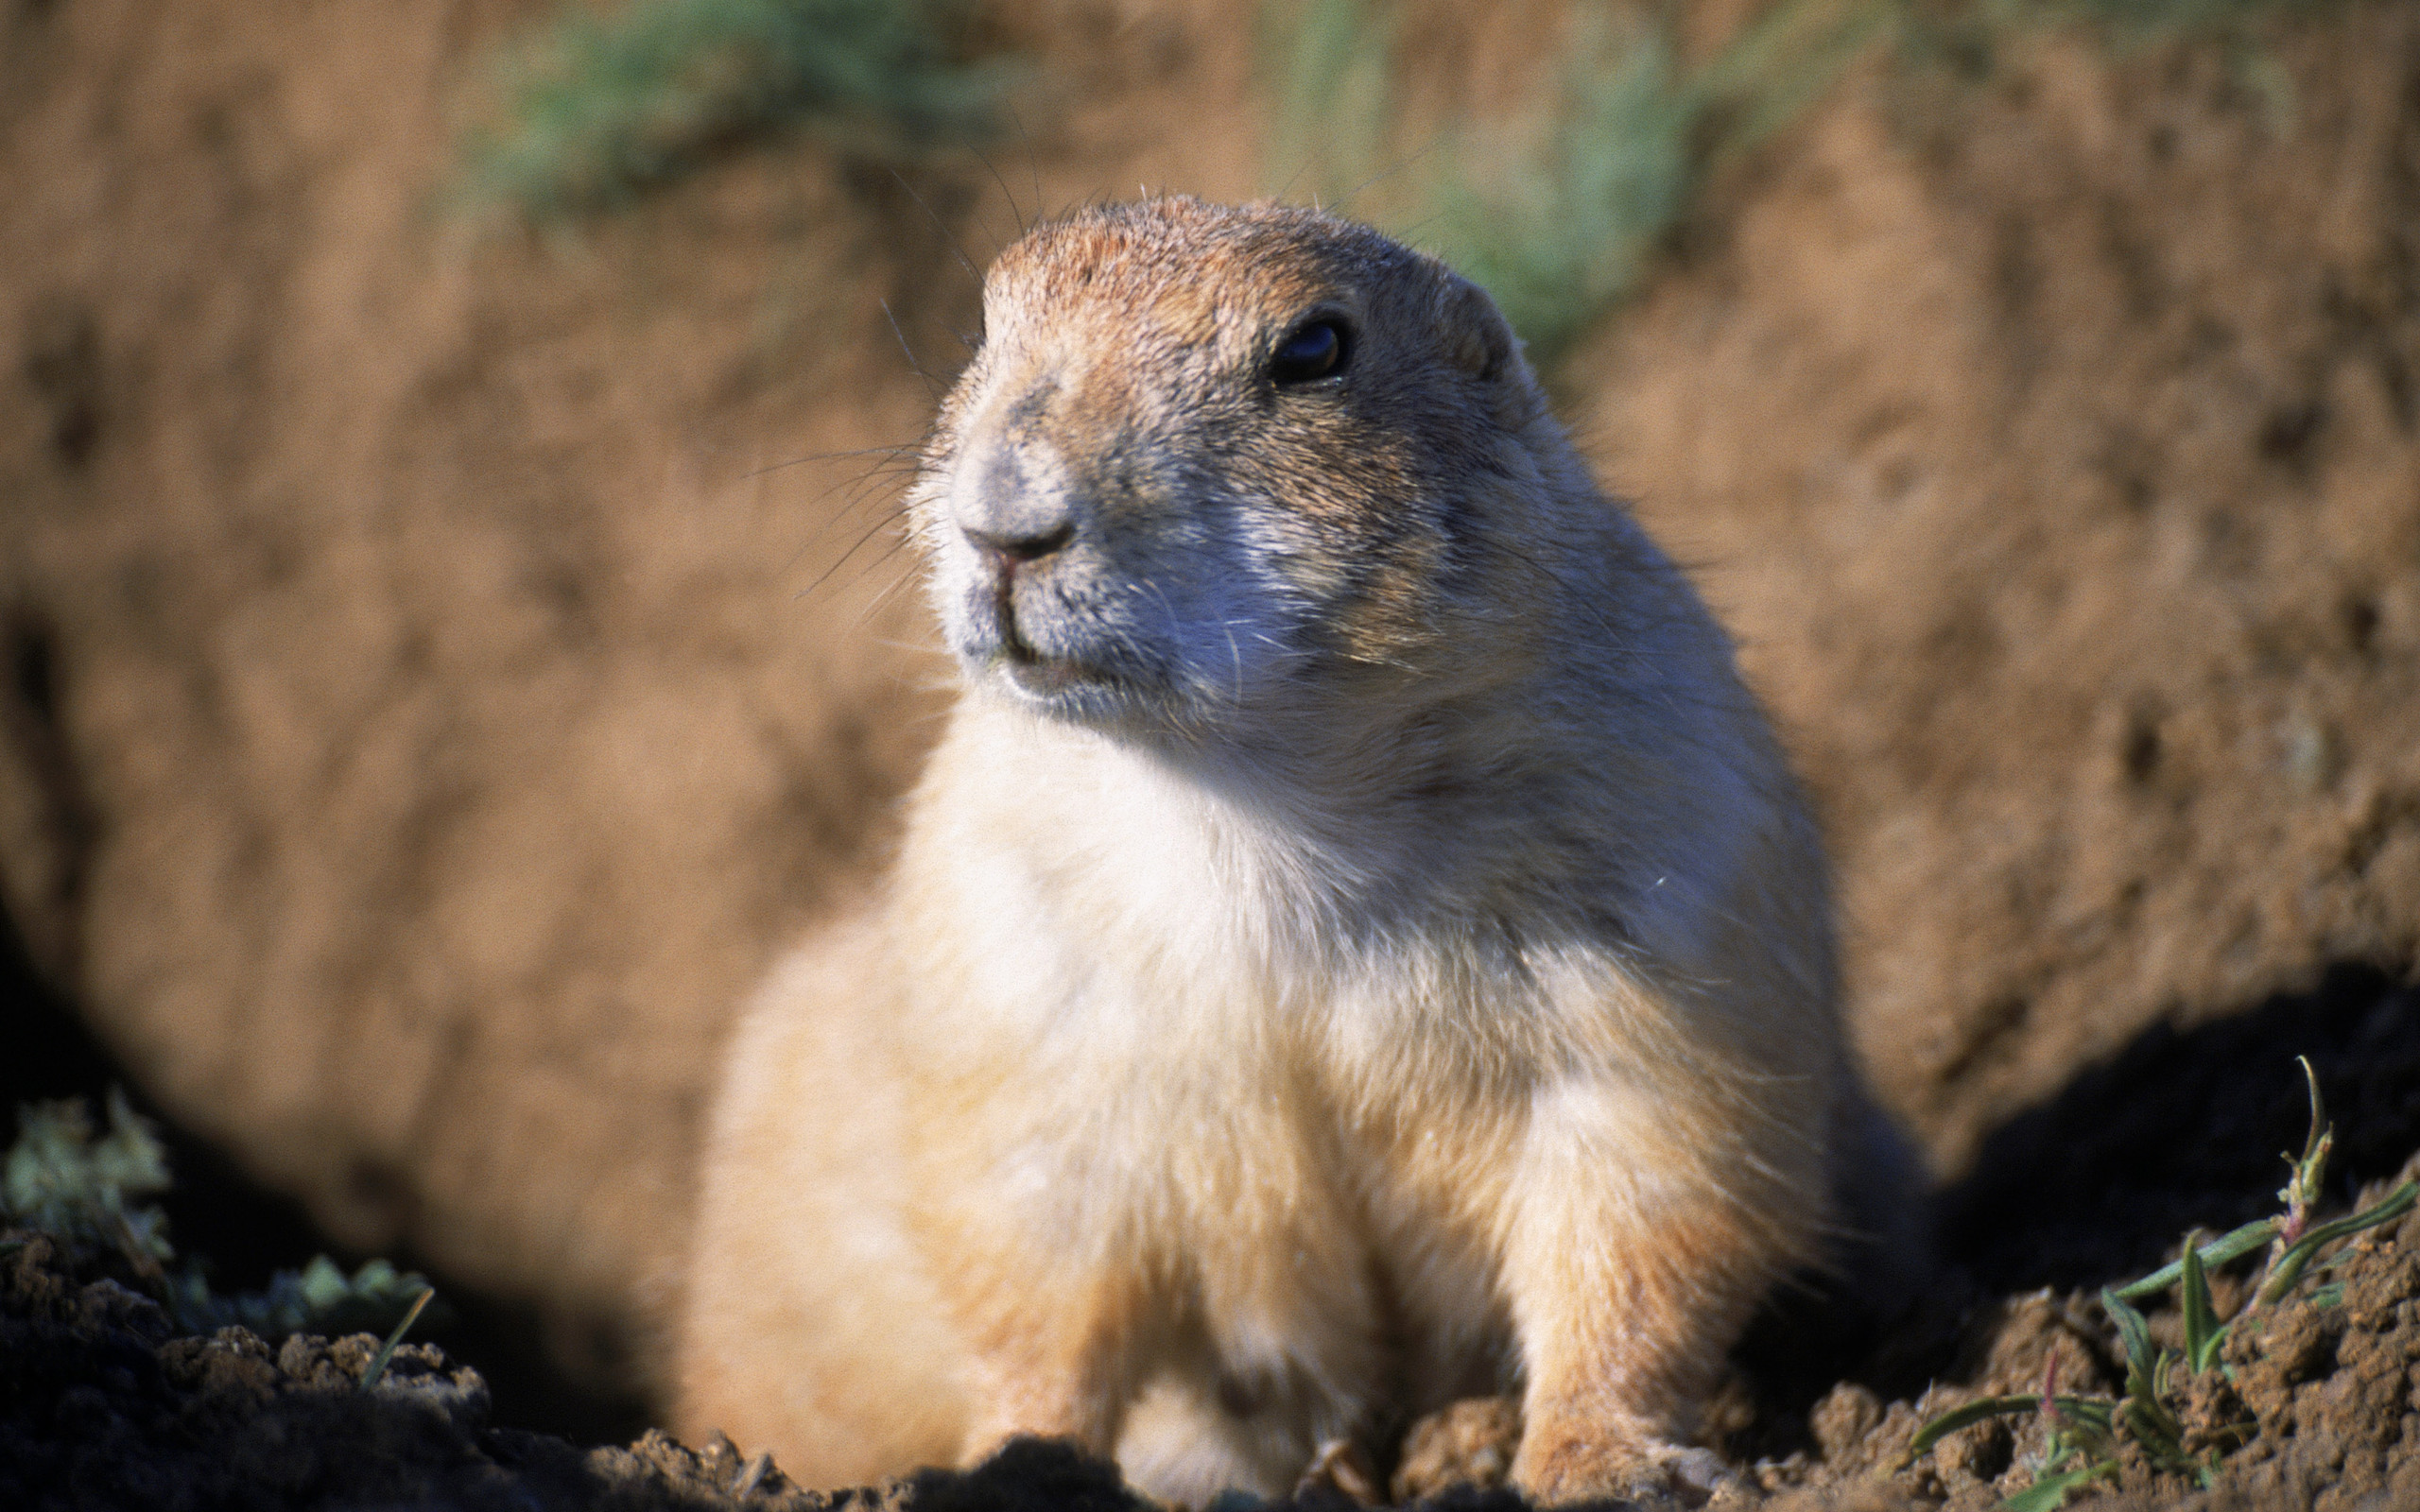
[742,442,920,481]
[772,462,918,576]
[846,551,926,636]
[1336,141,1443,215]
[1004,102,1046,227]
[792,499,915,600]
[880,299,944,401]
[971,145,1025,244]
[887,166,985,288]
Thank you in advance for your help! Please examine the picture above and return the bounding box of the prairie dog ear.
[1435,272,1544,430]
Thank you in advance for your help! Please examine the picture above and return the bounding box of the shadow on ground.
[1725,960,2420,1462]
[1938,960,2420,1294]
[0,911,651,1448]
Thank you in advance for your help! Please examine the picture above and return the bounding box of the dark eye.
[1270,318,1349,385]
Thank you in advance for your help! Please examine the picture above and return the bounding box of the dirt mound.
[0,1225,1151,1511]
[1747,1177,2420,1511]
[14,1129,2420,1510]
[1573,2,2420,1171]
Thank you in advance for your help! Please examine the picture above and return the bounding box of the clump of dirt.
[1255,1171,2420,1511]
[1744,1181,2420,1512]
[0,1224,1151,1512]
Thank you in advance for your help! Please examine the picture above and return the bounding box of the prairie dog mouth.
[1000,651,1113,700]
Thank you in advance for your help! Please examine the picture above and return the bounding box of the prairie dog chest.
[898,702,1565,1077]
[895,718,1553,1258]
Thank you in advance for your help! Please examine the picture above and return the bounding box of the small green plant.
[1263,0,2341,365]
[454,0,1015,221]
[3,1093,440,1346]
[1264,0,1876,363]
[1419,19,1696,365]
[4,1090,175,1279]
[1906,1059,2419,1508]
[164,1253,440,1341]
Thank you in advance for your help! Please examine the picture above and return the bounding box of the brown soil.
[4,0,2420,1504]
[0,1225,1144,1512]
[1747,1164,2420,1512]
[1571,7,2420,1176]
[12,1130,2420,1509]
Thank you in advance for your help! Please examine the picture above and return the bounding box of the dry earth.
[1572,7,2420,1172]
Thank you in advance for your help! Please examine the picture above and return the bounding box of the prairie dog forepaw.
[1512,1422,1736,1509]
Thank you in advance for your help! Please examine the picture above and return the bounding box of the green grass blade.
[2256,1177,2419,1306]
[2100,1286,2156,1383]
[2121,1391,2187,1461]
[357,1287,436,1393]
[2111,1217,2277,1299]
[2279,1057,2334,1222]
[1906,1395,2044,1459]
[2110,1281,2190,1462]
[2181,1229,2228,1372]
[2002,1458,2118,1512]
[2049,1398,2120,1467]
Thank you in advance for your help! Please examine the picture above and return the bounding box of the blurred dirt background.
[4,0,2418,1469]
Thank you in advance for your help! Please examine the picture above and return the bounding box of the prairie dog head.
[911,198,1553,740]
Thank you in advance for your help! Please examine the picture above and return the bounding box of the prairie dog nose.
[950,440,1076,568]
[962,516,1074,567]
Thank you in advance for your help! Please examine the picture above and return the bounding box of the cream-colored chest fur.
[880,695,1787,1469]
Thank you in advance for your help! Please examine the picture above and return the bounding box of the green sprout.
[4,1090,175,1279]
[1907,1058,2418,1508]
[166,1252,446,1341]
[357,1286,439,1392]
[4,1093,442,1344]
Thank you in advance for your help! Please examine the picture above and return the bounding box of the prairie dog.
[678,198,1867,1507]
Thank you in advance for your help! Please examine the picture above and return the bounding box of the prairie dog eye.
[1270,318,1349,385]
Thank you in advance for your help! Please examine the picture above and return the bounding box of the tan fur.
[677,198,1869,1507]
